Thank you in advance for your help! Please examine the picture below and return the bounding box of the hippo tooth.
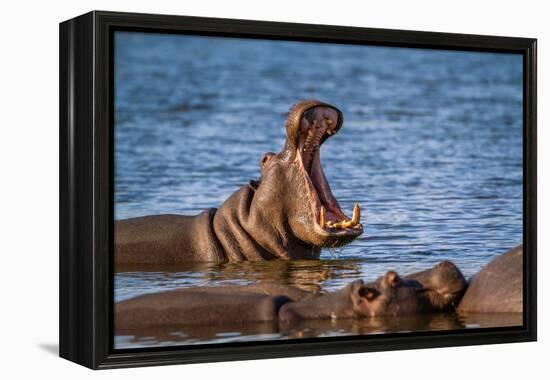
[332,220,346,228]
[320,206,326,227]
[351,203,360,226]
[340,204,360,228]
[326,220,333,227]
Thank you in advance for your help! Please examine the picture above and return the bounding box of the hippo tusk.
[325,118,334,135]
[343,203,361,228]
[351,203,360,225]
[339,203,361,228]
[320,206,326,227]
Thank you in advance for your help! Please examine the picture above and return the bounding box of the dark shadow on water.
[38,343,59,356]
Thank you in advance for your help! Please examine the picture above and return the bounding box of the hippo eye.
[385,271,401,287]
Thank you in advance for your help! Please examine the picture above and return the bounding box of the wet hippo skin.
[279,261,467,322]
[457,245,523,313]
[116,262,466,329]
[116,291,289,329]
[115,100,363,264]
[404,260,467,311]
[116,283,316,329]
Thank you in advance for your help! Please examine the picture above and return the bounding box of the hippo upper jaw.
[285,101,363,248]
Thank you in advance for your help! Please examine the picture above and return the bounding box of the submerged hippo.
[116,100,363,264]
[116,283,311,329]
[115,261,467,329]
[280,260,466,322]
[458,245,523,313]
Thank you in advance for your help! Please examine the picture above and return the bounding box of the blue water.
[113,32,523,346]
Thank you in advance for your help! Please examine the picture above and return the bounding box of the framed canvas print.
[59,11,537,369]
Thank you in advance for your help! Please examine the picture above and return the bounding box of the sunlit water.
[114,32,523,347]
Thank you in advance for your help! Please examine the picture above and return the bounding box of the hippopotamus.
[115,261,467,330]
[458,245,523,313]
[280,260,466,322]
[115,100,363,264]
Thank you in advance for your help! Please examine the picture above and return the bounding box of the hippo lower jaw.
[296,152,362,247]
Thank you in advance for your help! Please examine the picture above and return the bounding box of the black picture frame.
[59,10,537,369]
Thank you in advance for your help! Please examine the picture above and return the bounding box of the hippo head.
[347,272,425,317]
[251,100,363,249]
[213,100,363,261]
[279,273,426,322]
[278,262,466,323]
[349,264,467,317]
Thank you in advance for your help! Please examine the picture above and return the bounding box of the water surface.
[114,32,523,347]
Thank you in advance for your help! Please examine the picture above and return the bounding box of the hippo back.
[116,289,291,329]
[458,245,523,313]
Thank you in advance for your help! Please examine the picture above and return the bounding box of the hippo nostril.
[260,152,275,167]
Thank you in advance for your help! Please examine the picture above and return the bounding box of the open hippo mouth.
[290,101,363,244]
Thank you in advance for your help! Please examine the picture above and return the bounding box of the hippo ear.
[384,271,401,288]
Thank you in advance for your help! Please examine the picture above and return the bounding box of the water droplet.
[327,247,344,259]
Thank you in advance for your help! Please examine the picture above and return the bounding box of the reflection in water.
[116,259,365,301]
[115,311,522,349]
